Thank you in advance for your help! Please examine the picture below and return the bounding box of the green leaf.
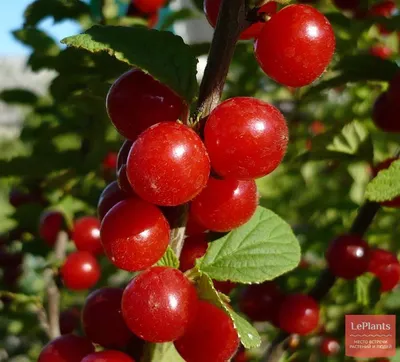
[156,246,180,268]
[355,273,381,308]
[12,28,59,55]
[160,8,197,30]
[0,89,38,105]
[143,342,185,362]
[365,159,400,202]
[61,25,198,103]
[24,0,90,27]
[297,121,373,163]
[196,273,261,349]
[198,206,301,284]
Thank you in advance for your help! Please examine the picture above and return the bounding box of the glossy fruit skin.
[326,234,370,279]
[38,334,94,362]
[204,97,288,179]
[320,336,340,356]
[127,122,210,206]
[39,210,64,246]
[332,0,359,11]
[60,251,101,290]
[372,92,400,133]
[97,181,127,221]
[368,248,398,274]
[122,266,198,342]
[117,140,134,171]
[82,351,135,362]
[372,158,400,206]
[59,306,80,335]
[117,164,134,195]
[239,281,283,323]
[376,263,400,292]
[103,152,118,170]
[179,234,209,272]
[278,294,320,335]
[204,0,277,40]
[100,198,169,271]
[369,45,392,59]
[186,213,207,235]
[106,69,183,140]
[72,216,102,255]
[82,288,132,348]
[174,300,239,362]
[191,177,258,232]
[255,5,335,87]
[134,0,166,14]
[213,280,236,295]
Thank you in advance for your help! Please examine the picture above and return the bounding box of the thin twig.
[169,204,189,258]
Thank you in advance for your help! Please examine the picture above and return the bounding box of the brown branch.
[43,230,68,339]
[169,204,189,258]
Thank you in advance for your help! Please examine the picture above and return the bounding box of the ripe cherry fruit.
[59,306,80,335]
[185,212,208,236]
[38,334,94,362]
[133,0,166,14]
[369,45,392,59]
[204,0,277,40]
[117,164,134,195]
[213,280,237,295]
[179,234,209,272]
[368,248,398,274]
[117,140,134,171]
[326,234,370,279]
[191,177,258,232]
[39,210,64,246]
[106,69,184,140]
[97,181,127,221]
[103,152,118,171]
[82,288,132,348]
[72,216,102,255]
[372,93,400,133]
[255,4,335,87]
[127,122,210,206]
[100,198,169,271]
[372,158,400,206]
[204,97,288,179]
[122,266,198,342]
[320,336,340,356]
[174,300,240,362]
[332,0,359,11]
[278,294,320,335]
[82,351,135,362]
[60,251,101,290]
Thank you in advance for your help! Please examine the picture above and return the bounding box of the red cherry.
[370,0,396,17]
[375,263,400,292]
[239,281,283,323]
[278,294,319,335]
[320,336,340,356]
[127,122,210,206]
[204,97,288,179]
[368,248,398,274]
[326,234,370,279]
[309,120,326,135]
[174,300,239,362]
[233,348,248,362]
[72,216,102,255]
[117,140,134,171]
[186,213,208,236]
[133,0,166,14]
[372,92,400,133]
[60,306,80,335]
[117,164,134,195]
[39,210,64,246]
[9,188,42,207]
[82,351,135,362]
[38,334,94,362]
[204,0,277,40]
[191,177,258,232]
[255,5,335,87]
[100,198,169,271]
[332,0,360,11]
[213,280,237,295]
[122,266,198,342]
[369,45,392,59]
[97,181,127,221]
[127,2,159,27]
[372,158,400,206]
[388,70,400,102]
[60,251,101,290]
[82,288,132,348]
[179,234,209,272]
[106,69,183,140]
[103,152,118,170]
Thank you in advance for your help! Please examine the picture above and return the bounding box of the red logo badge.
[345,315,396,358]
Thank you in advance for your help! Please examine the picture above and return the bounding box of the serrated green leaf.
[156,246,180,268]
[61,25,198,103]
[196,273,261,349]
[198,206,300,284]
[24,0,90,27]
[143,342,185,362]
[0,89,38,106]
[365,160,400,202]
[355,273,381,308]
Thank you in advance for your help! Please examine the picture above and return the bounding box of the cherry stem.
[42,230,68,339]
